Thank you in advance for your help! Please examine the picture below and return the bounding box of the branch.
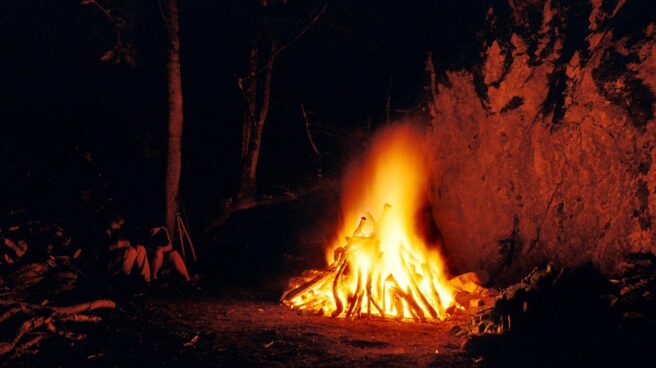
[0,299,116,358]
[258,3,327,73]
[301,104,320,157]
[257,58,275,126]
[0,316,49,356]
[0,304,30,324]
[51,299,116,315]
[81,0,114,22]
[7,334,47,360]
[81,0,123,46]
[236,76,256,122]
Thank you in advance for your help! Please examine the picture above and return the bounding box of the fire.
[282,124,454,321]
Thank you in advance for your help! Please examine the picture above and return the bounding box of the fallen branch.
[45,320,86,341]
[0,316,49,356]
[51,299,116,315]
[57,314,103,323]
[8,334,47,361]
[0,298,116,358]
[0,304,30,324]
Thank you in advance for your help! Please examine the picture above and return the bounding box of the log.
[0,304,30,323]
[52,299,116,315]
[1,299,115,317]
[286,217,367,305]
[345,217,367,252]
[398,287,425,322]
[389,288,406,321]
[422,263,446,319]
[345,270,364,319]
[385,273,423,320]
[366,212,376,229]
[57,314,103,323]
[331,261,347,317]
[0,298,115,359]
[45,320,86,341]
[400,251,437,319]
[366,274,385,319]
[8,334,47,360]
[0,316,49,356]
[365,269,372,318]
[281,267,338,302]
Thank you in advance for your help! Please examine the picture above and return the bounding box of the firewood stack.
[0,299,116,359]
[282,204,452,321]
[1,222,81,298]
[282,204,493,322]
[1,221,116,361]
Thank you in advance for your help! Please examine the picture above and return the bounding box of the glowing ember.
[281,124,454,321]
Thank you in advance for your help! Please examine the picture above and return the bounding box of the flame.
[282,124,454,321]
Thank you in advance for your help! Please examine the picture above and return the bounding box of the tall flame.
[282,124,454,321]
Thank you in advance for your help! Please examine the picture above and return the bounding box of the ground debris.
[0,298,116,360]
[461,256,656,367]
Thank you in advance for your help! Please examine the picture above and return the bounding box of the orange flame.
[282,124,454,321]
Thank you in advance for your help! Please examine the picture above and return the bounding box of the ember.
[282,125,455,321]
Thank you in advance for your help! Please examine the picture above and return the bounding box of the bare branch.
[81,0,123,45]
[301,104,320,157]
[51,299,116,315]
[258,3,328,74]
[257,58,275,128]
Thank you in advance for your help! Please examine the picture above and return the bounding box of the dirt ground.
[10,288,474,367]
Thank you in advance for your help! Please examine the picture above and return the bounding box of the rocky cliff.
[427,0,656,283]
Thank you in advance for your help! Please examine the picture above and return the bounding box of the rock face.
[427,0,656,283]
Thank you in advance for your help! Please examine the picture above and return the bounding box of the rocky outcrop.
[427,0,656,283]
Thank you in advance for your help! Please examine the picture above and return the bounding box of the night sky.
[1,0,490,228]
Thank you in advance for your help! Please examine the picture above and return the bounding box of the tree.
[82,0,184,234]
[164,0,183,234]
[236,1,326,204]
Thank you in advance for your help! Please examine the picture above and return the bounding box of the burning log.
[331,260,347,317]
[282,201,456,322]
[386,274,425,322]
[345,270,364,319]
[400,251,437,319]
[281,268,338,303]
[280,127,462,322]
[282,217,367,306]
[389,287,405,321]
[422,263,446,319]
[365,269,385,318]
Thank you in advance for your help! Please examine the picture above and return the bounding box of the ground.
[9,288,473,367]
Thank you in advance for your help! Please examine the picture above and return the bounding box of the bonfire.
[282,125,457,321]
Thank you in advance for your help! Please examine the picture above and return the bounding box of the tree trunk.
[239,55,274,202]
[165,0,183,234]
[241,45,258,160]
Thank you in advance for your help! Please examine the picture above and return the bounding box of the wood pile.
[1,220,116,362]
[1,222,82,298]
[281,204,495,322]
[0,299,116,360]
[459,256,656,367]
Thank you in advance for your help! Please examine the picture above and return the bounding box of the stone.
[427,0,656,282]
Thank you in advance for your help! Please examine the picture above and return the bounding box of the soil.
[9,288,473,368]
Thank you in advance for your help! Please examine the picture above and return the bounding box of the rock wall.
[427,0,656,283]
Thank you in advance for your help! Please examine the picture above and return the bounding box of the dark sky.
[0,0,490,226]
